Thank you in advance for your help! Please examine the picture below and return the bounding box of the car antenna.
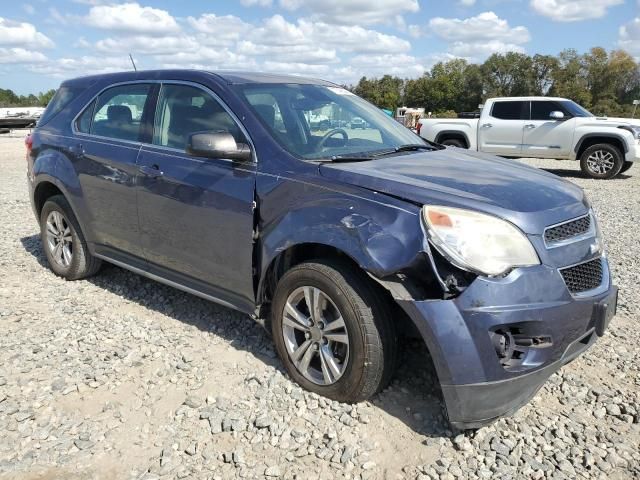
[129,53,137,71]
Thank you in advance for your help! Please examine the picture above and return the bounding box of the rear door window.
[491,101,528,120]
[90,84,152,142]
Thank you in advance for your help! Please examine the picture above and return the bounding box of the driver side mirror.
[549,111,565,121]
[186,131,252,162]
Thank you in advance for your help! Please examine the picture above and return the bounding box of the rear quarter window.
[37,85,85,126]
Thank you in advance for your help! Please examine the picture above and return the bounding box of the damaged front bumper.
[395,259,617,429]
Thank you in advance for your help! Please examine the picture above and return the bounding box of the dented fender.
[256,168,431,298]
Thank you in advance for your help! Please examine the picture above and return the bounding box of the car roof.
[62,69,338,88]
[492,96,569,102]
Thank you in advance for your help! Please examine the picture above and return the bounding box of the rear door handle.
[482,123,493,128]
[525,124,536,129]
[138,164,163,177]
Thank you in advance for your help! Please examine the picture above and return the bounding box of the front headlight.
[423,205,540,277]
[618,125,640,139]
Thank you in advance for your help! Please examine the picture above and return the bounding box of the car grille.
[560,258,603,294]
[544,215,592,245]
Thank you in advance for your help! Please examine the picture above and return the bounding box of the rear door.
[478,100,528,156]
[73,83,156,260]
[522,100,576,158]
[136,82,257,313]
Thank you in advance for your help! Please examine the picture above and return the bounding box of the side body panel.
[477,100,524,156]
[522,118,576,158]
[136,145,257,313]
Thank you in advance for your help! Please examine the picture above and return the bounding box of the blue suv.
[26,70,617,429]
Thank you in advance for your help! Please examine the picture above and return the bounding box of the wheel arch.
[435,130,470,148]
[574,133,627,159]
[256,242,422,339]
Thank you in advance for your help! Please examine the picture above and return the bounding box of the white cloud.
[428,12,530,61]
[530,0,623,22]
[278,0,419,25]
[619,17,640,57]
[0,47,47,64]
[237,41,338,64]
[430,12,530,43]
[22,4,35,15]
[350,53,425,77]
[246,15,410,54]
[459,0,476,5]
[0,17,54,49]
[153,47,256,71]
[27,55,132,77]
[450,40,526,57]
[187,14,252,46]
[85,3,180,35]
[96,35,200,55]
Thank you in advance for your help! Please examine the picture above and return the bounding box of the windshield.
[559,100,593,118]
[236,83,423,160]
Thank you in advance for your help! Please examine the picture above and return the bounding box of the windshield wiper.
[324,155,375,163]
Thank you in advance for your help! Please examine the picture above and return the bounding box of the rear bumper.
[396,261,617,429]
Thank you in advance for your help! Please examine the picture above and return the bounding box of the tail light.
[416,122,422,136]
[25,134,33,159]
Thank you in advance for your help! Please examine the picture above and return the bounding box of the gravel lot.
[0,135,638,480]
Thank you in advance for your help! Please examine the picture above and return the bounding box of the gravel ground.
[0,135,638,480]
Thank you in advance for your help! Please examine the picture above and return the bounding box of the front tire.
[271,260,396,403]
[580,144,624,179]
[40,195,102,280]
[620,161,634,174]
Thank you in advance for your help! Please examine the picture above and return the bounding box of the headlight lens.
[423,205,540,276]
[619,125,640,139]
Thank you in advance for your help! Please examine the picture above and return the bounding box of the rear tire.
[40,195,102,280]
[579,144,624,179]
[271,259,396,403]
[441,138,466,149]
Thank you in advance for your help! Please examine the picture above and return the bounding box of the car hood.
[319,148,588,234]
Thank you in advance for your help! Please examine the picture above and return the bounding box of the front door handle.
[482,123,493,128]
[139,164,163,178]
[524,124,536,129]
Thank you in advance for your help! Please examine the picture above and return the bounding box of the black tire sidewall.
[40,197,86,279]
[580,144,624,179]
[271,264,374,402]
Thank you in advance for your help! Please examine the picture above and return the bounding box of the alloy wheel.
[281,286,350,385]
[586,150,615,175]
[46,211,73,268]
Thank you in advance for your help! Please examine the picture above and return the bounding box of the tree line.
[0,88,56,108]
[352,48,640,117]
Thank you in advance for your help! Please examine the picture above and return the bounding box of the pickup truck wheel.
[271,260,396,403]
[620,161,634,174]
[580,144,624,179]
[441,139,466,148]
[40,195,102,280]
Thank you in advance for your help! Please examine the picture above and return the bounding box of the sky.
[1,0,639,95]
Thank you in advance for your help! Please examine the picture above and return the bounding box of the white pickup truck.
[417,96,640,179]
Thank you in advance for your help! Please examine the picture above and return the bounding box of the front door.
[136,83,257,313]
[522,100,576,158]
[478,100,528,156]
